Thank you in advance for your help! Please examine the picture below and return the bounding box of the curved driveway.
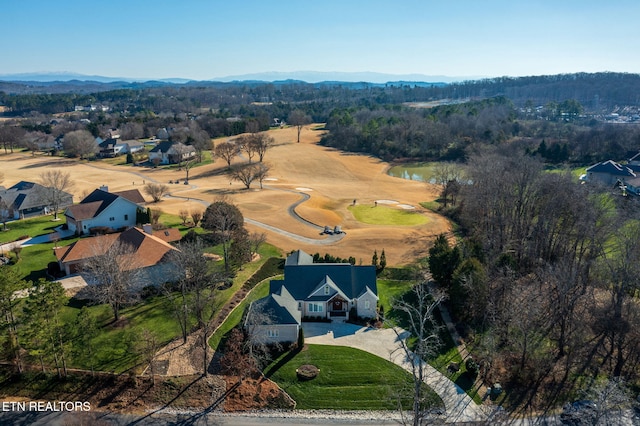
[302,322,487,423]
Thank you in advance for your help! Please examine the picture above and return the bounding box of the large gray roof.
[271,250,377,301]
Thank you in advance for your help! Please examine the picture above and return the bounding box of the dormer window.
[324,285,329,295]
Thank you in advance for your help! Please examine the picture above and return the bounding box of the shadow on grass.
[263,345,303,379]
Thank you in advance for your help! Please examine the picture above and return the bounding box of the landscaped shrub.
[296,364,319,381]
[89,226,113,235]
[297,327,304,349]
[465,357,480,377]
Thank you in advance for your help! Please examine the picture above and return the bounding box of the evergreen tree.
[427,234,461,287]
[379,249,387,272]
[372,250,378,268]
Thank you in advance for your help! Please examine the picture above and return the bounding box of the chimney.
[99,185,109,192]
[142,223,153,235]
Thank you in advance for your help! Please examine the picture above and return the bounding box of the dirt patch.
[223,375,295,411]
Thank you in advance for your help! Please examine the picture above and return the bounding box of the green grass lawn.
[376,279,413,319]
[59,296,183,374]
[0,215,63,244]
[208,277,273,350]
[265,344,443,410]
[347,205,428,226]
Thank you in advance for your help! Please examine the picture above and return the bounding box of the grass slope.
[266,344,442,410]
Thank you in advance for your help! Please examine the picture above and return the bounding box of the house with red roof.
[54,226,181,283]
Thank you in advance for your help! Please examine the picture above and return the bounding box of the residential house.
[245,250,378,344]
[63,187,146,235]
[583,160,636,186]
[148,141,196,165]
[0,181,73,219]
[98,138,145,157]
[54,226,181,284]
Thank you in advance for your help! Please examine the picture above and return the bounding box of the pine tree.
[372,250,378,268]
[379,249,387,271]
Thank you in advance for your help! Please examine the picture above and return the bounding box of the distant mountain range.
[0,71,479,85]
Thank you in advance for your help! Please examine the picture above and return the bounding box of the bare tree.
[81,239,144,322]
[179,209,189,225]
[0,123,26,154]
[119,122,144,140]
[190,210,203,227]
[62,130,97,159]
[144,182,169,203]
[254,163,270,189]
[150,208,162,225]
[288,110,311,143]
[237,135,256,164]
[386,279,446,426]
[38,170,74,220]
[230,164,258,189]
[0,198,12,231]
[183,159,196,182]
[431,162,464,207]
[138,329,160,385]
[249,133,274,163]
[163,240,212,344]
[214,141,238,169]
[248,232,267,257]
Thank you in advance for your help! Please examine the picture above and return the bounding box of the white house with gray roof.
[245,250,378,344]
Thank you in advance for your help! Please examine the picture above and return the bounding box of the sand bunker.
[376,199,398,204]
[263,178,278,181]
[397,204,415,210]
[296,187,313,191]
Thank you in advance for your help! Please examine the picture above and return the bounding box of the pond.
[387,163,436,183]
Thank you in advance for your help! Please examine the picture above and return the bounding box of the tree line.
[428,148,640,413]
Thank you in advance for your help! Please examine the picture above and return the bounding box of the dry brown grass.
[1,125,449,265]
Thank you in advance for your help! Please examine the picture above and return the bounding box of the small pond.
[387,163,436,183]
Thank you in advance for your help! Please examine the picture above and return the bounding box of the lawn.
[59,296,183,374]
[376,279,413,319]
[265,344,443,410]
[208,277,273,350]
[347,205,428,226]
[0,215,63,244]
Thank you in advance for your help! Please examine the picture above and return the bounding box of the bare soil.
[0,369,291,414]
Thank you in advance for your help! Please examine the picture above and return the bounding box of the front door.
[332,299,343,311]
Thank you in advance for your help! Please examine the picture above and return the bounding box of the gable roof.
[149,141,175,153]
[112,189,146,204]
[285,249,314,266]
[271,250,377,301]
[54,227,178,269]
[0,181,72,212]
[586,160,636,177]
[247,285,301,326]
[65,188,143,220]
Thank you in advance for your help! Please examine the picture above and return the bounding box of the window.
[267,329,279,338]
[298,302,302,311]
[124,214,128,220]
[109,217,115,221]
[308,303,323,313]
[324,285,329,295]
[365,300,370,310]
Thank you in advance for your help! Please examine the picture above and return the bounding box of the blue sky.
[3,0,639,81]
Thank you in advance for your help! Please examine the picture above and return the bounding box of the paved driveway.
[302,322,487,424]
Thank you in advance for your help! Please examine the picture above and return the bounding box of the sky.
[2,0,640,82]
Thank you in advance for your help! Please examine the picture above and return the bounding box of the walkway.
[302,322,487,424]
